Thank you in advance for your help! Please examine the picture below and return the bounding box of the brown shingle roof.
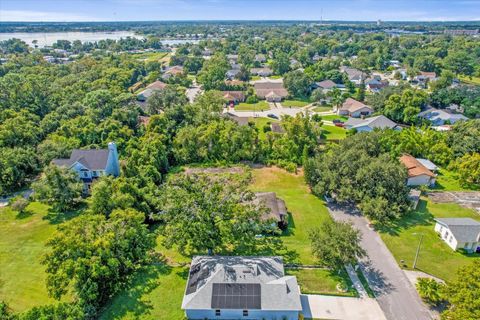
[400,154,435,178]
[340,98,373,113]
[254,192,287,223]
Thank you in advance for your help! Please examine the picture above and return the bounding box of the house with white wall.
[182,256,302,320]
[52,142,120,193]
[434,218,480,253]
[399,154,436,187]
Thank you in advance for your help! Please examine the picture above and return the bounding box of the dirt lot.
[427,191,480,213]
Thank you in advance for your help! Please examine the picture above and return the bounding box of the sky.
[0,0,479,22]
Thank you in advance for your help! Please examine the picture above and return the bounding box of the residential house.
[312,53,321,62]
[162,65,184,80]
[52,142,120,193]
[222,91,246,105]
[227,54,239,63]
[340,66,366,85]
[255,54,266,63]
[365,76,389,92]
[137,81,168,102]
[270,122,285,134]
[250,67,273,77]
[182,256,302,320]
[254,192,288,229]
[400,154,436,187]
[313,79,338,93]
[224,113,250,126]
[344,115,399,132]
[434,218,480,253]
[338,98,374,118]
[416,158,439,172]
[226,69,241,80]
[254,81,288,102]
[418,107,468,125]
[415,71,437,83]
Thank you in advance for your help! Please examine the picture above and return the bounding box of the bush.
[416,278,445,306]
[246,95,258,104]
[10,197,28,213]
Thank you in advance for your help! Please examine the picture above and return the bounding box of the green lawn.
[235,101,270,111]
[431,169,479,191]
[377,199,480,282]
[269,75,283,80]
[251,117,278,140]
[251,167,332,265]
[282,99,310,108]
[320,115,348,122]
[132,52,169,62]
[321,124,347,140]
[0,202,73,312]
[250,75,261,81]
[312,106,333,112]
[100,265,187,320]
[286,268,356,297]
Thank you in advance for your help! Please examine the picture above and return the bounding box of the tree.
[447,120,480,157]
[454,153,480,187]
[11,197,28,214]
[283,70,311,98]
[146,86,187,115]
[271,52,290,75]
[0,147,39,196]
[42,209,155,317]
[441,260,480,320]
[383,89,427,124]
[19,303,83,320]
[160,172,269,255]
[309,220,366,269]
[0,300,15,320]
[32,164,83,212]
[197,53,229,90]
[416,278,445,306]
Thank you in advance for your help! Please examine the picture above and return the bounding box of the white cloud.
[0,10,99,22]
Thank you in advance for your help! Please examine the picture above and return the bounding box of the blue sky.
[0,0,479,22]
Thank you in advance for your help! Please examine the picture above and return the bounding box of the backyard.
[312,105,333,112]
[431,168,479,191]
[320,124,347,140]
[234,101,270,111]
[377,198,480,282]
[320,115,348,122]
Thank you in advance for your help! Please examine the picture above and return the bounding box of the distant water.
[0,31,142,47]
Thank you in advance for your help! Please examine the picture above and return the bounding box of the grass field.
[377,199,480,282]
[321,115,348,122]
[281,100,310,108]
[100,265,187,320]
[431,169,479,191]
[251,167,332,265]
[321,124,347,140]
[251,117,278,140]
[235,101,270,111]
[286,268,356,297]
[0,202,73,311]
[459,75,480,86]
[132,52,169,62]
[312,106,332,112]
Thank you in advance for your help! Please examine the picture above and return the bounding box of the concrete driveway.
[327,204,434,320]
[301,294,386,320]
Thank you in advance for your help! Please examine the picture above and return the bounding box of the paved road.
[186,82,202,103]
[327,204,434,320]
[301,294,386,320]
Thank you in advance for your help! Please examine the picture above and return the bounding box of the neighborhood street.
[327,204,434,320]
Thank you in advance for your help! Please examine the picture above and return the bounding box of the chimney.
[107,142,120,177]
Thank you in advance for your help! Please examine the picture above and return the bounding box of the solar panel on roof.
[211,283,261,309]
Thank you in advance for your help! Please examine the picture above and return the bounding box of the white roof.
[416,158,439,171]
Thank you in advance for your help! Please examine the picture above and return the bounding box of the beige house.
[338,98,373,118]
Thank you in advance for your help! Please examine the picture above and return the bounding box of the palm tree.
[416,278,444,306]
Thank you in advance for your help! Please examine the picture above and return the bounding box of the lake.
[0,31,202,48]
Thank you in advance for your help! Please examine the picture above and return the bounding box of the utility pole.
[412,233,424,269]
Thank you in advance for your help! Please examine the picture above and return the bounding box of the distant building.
[137,81,168,102]
[340,66,366,85]
[182,256,302,320]
[222,91,246,105]
[162,65,184,80]
[338,98,374,118]
[399,154,436,187]
[444,29,479,36]
[418,107,468,125]
[52,142,120,193]
[434,218,480,253]
[344,115,399,132]
[224,112,250,126]
[313,79,339,93]
[250,67,273,77]
[254,81,288,102]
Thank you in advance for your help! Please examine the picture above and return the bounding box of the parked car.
[267,113,279,119]
[334,122,344,127]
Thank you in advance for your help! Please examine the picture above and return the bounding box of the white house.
[399,154,436,187]
[52,142,120,193]
[418,107,468,126]
[344,115,399,132]
[434,218,480,253]
[182,256,302,320]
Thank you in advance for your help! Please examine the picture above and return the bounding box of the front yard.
[286,268,356,297]
[281,99,310,108]
[377,198,480,282]
[320,115,348,122]
[234,101,270,111]
[320,124,347,141]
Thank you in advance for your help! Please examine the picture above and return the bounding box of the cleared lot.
[428,191,480,212]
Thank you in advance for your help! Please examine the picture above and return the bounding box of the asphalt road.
[327,204,434,320]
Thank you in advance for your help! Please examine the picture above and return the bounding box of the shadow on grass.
[374,200,434,236]
[15,209,34,219]
[42,204,85,225]
[282,212,296,236]
[101,263,173,320]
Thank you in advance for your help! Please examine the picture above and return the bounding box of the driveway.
[301,294,386,320]
[186,82,202,103]
[327,204,434,320]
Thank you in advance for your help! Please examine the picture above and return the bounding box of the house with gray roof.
[52,142,120,193]
[182,256,302,320]
[344,115,399,132]
[434,218,480,253]
[254,192,288,229]
[418,107,468,126]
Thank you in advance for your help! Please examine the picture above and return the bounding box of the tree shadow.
[374,200,434,237]
[281,212,296,236]
[15,209,33,219]
[231,235,300,265]
[360,259,396,297]
[42,204,85,225]
[101,263,173,319]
